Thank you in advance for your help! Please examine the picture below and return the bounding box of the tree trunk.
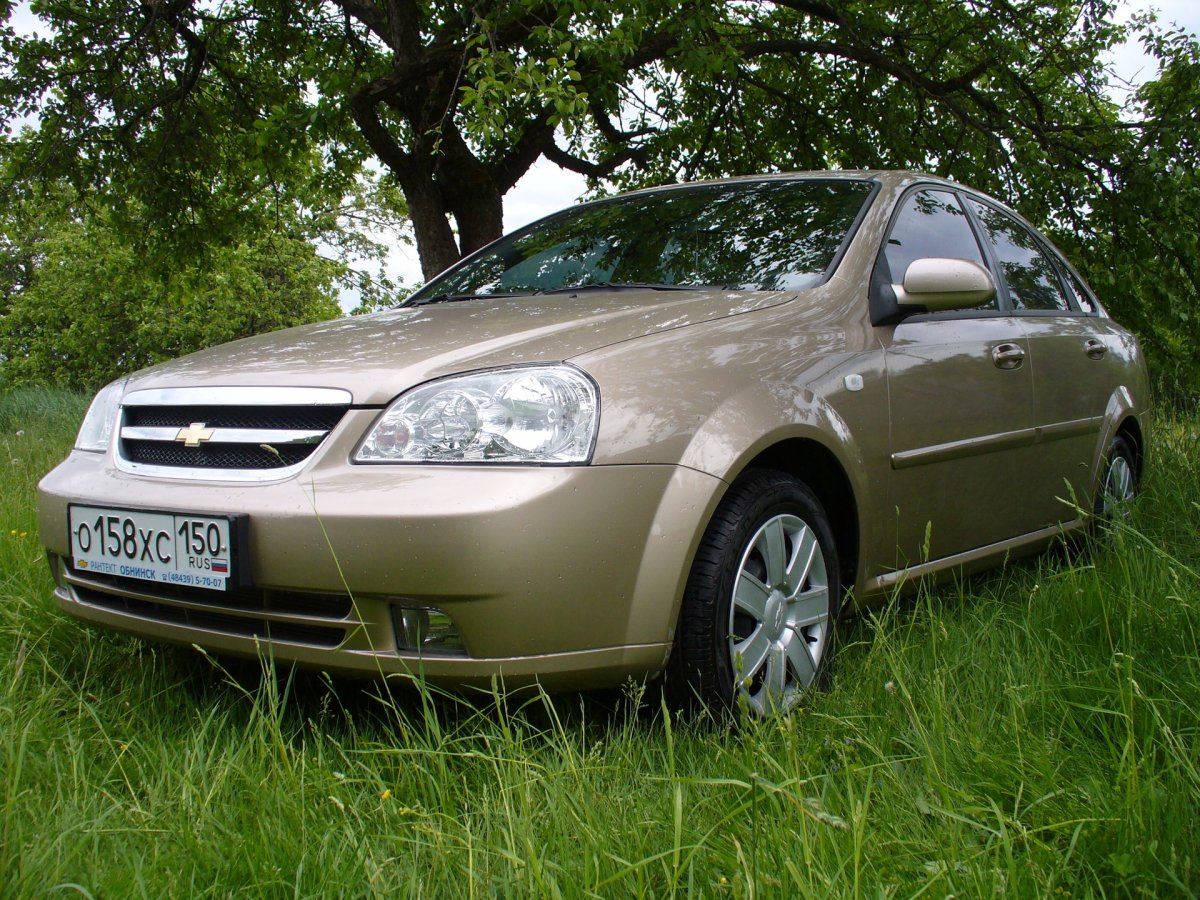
[449,180,504,260]
[437,126,507,261]
[399,165,506,282]
[399,172,466,281]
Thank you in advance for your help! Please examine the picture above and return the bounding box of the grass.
[1,385,1198,897]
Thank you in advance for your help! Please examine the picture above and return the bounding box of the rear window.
[966,199,1071,312]
[413,179,874,299]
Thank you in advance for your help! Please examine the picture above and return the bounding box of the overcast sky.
[7,1,1198,299]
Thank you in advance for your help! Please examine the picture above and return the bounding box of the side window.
[885,189,989,281]
[1061,266,1097,314]
[884,189,996,312]
[966,199,1071,312]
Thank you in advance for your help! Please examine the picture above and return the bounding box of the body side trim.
[891,416,1103,469]
[864,517,1085,594]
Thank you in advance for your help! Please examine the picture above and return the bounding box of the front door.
[883,317,1038,567]
[874,186,1041,570]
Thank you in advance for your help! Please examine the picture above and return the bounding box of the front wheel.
[666,470,840,716]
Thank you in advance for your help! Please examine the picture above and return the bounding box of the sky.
[1108,0,1200,81]
[7,1,1199,300]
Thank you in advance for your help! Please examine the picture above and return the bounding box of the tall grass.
[1,387,1197,896]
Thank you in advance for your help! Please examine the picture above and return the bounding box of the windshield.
[410,178,874,302]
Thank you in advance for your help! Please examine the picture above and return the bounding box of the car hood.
[125,290,793,405]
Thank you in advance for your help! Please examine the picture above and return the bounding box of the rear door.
[964,198,1114,526]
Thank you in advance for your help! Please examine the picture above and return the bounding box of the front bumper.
[38,449,723,690]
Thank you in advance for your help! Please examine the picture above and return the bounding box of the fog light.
[390,604,466,656]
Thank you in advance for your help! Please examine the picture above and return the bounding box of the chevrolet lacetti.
[38,171,1149,714]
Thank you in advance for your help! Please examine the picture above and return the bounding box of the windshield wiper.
[534,282,708,295]
[408,292,521,307]
[410,283,724,305]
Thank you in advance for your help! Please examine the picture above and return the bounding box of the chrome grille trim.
[71,585,349,649]
[123,386,353,406]
[115,457,315,482]
[56,557,381,653]
[121,426,329,445]
[115,386,352,482]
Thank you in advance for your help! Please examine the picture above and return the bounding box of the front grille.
[123,440,314,470]
[115,386,352,478]
[74,587,347,648]
[124,406,345,431]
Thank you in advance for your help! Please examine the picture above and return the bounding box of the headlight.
[75,378,127,452]
[356,366,598,464]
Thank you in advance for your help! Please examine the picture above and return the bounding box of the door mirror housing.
[893,257,996,312]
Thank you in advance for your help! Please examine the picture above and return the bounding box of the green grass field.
[2,387,1197,897]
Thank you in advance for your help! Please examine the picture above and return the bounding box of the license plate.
[69,505,238,592]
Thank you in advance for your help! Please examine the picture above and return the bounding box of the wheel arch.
[1091,385,1148,502]
[730,438,860,597]
[1114,415,1145,483]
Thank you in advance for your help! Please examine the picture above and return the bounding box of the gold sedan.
[38,171,1149,715]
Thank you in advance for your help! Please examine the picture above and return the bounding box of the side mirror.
[893,257,996,312]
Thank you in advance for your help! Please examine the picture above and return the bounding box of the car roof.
[609,169,950,198]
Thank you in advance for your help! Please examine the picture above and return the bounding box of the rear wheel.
[667,470,840,716]
[1095,434,1138,523]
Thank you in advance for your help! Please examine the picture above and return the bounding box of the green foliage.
[0,187,344,389]
[0,0,1161,277]
[0,0,410,385]
[1078,30,1200,406]
[2,2,1199,397]
[2,388,1200,894]
[2,0,365,245]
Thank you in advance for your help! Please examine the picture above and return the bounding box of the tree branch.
[543,141,647,178]
[331,0,393,48]
[494,109,557,193]
[349,80,414,178]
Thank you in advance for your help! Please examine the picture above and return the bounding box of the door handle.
[1084,338,1107,360]
[991,343,1026,370]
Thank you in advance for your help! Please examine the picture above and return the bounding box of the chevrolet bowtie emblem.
[175,422,216,447]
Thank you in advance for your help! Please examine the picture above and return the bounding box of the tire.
[1094,434,1138,523]
[666,470,840,717]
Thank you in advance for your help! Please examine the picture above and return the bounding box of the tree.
[0,177,346,388]
[0,110,404,387]
[0,0,1145,278]
[3,1,1199,395]
[1018,21,1200,400]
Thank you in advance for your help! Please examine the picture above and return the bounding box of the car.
[37,171,1149,715]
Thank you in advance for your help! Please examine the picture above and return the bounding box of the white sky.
[1107,0,1200,84]
[6,1,1199,301]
